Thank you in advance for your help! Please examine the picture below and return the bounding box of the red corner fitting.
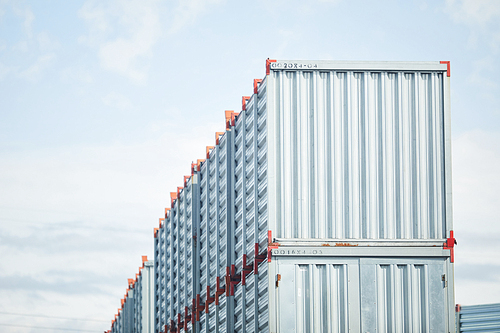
[228,264,241,296]
[191,162,196,175]
[215,276,225,305]
[159,218,164,228]
[154,228,159,238]
[184,175,190,187]
[192,298,196,324]
[164,208,170,218]
[254,79,262,94]
[142,255,148,264]
[266,59,277,75]
[254,243,267,274]
[456,304,461,313]
[170,192,177,207]
[443,230,457,263]
[205,285,215,313]
[197,159,205,171]
[184,306,190,330]
[242,254,253,285]
[215,132,224,145]
[242,96,250,111]
[177,313,183,332]
[225,110,234,129]
[177,186,182,197]
[440,61,451,77]
[195,294,205,321]
[225,267,231,297]
[206,146,214,159]
[268,230,279,262]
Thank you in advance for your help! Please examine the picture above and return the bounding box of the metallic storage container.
[146,60,455,333]
[266,61,453,240]
[455,303,500,333]
[109,257,155,333]
[134,258,155,333]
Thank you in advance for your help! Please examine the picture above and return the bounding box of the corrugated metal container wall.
[147,60,454,333]
[266,61,452,240]
[273,255,452,332]
[133,259,155,333]
[153,174,196,333]
[196,129,235,333]
[233,87,270,333]
[456,303,500,333]
[154,220,167,332]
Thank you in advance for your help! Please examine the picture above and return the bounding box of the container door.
[276,257,450,333]
[276,259,361,333]
[359,257,449,333]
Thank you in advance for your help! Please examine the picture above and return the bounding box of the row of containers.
[107,60,456,332]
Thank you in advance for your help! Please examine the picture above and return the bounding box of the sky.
[1,0,500,331]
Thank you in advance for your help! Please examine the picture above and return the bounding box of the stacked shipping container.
[455,303,500,332]
[111,59,456,333]
[109,257,155,333]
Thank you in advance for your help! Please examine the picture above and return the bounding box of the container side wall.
[457,303,500,333]
[268,65,448,240]
[275,256,451,333]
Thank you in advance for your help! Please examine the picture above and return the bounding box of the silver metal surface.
[115,60,454,333]
[133,260,155,333]
[456,303,500,333]
[266,62,452,240]
[275,256,452,333]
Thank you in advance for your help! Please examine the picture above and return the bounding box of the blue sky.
[1,0,500,331]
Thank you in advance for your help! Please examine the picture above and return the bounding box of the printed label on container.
[271,62,319,70]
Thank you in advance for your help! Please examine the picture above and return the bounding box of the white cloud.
[102,91,132,110]
[78,0,161,83]
[18,53,55,81]
[0,61,11,80]
[12,2,34,38]
[451,130,500,304]
[168,0,225,34]
[445,0,500,52]
[317,0,341,4]
[60,66,93,84]
[453,129,500,233]
[446,0,500,27]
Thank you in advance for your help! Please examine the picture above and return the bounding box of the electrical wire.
[0,323,100,332]
[0,311,108,322]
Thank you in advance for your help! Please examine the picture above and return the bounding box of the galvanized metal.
[456,303,500,333]
[133,260,155,333]
[274,256,453,333]
[126,60,455,333]
[266,60,452,240]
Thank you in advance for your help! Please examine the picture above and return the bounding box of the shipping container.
[111,59,455,333]
[455,303,500,333]
[108,257,155,333]
[134,257,155,333]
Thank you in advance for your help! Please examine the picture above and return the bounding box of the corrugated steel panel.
[275,256,452,333]
[133,260,155,333]
[456,303,500,333]
[136,59,453,333]
[266,60,451,240]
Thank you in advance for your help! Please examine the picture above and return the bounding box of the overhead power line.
[0,322,99,332]
[0,311,108,323]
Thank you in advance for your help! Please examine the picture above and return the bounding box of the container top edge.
[270,60,448,72]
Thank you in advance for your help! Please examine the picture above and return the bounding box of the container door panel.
[276,260,359,333]
[359,258,448,333]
